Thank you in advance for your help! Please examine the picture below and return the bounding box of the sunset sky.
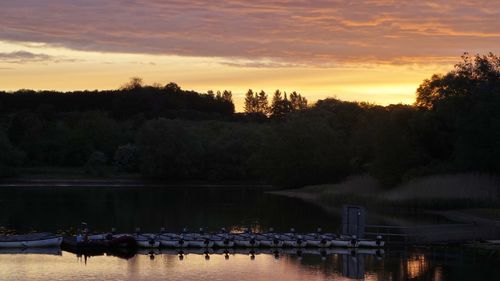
[0,0,498,111]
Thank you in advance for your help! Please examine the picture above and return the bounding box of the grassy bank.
[272,173,500,224]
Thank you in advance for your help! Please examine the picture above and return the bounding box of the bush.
[85,151,108,176]
[0,130,25,178]
[113,144,138,172]
[136,119,203,179]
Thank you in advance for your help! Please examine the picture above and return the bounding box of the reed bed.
[303,173,500,210]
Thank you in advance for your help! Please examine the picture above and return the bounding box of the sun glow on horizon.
[0,40,452,111]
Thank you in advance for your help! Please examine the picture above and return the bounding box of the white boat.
[331,238,359,248]
[213,240,234,247]
[184,234,214,248]
[87,234,107,241]
[280,234,306,248]
[233,239,259,247]
[158,234,189,248]
[256,234,284,248]
[231,234,259,247]
[304,234,332,248]
[307,240,332,247]
[134,234,160,248]
[210,234,235,248]
[0,233,63,248]
[358,236,384,247]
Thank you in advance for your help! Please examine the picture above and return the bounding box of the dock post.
[341,205,366,239]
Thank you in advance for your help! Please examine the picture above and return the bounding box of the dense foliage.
[0,81,234,120]
[0,54,498,187]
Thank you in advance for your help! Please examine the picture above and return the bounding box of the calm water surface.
[0,186,499,280]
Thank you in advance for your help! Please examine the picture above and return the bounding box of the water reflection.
[1,187,499,280]
[0,186,340,233]
[0,247,498,281]
[406,254,427,279]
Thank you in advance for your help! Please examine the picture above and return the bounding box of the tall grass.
[303,173,500,210]
[385,173,499,201]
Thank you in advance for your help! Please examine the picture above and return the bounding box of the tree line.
[0,79,235,120]
[0,53,499,188]
[244,89,307,118]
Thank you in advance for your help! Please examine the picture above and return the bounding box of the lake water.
[0,186,499,280]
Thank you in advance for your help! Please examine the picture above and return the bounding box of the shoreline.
[270,188,500,225]
[0,178,275,189]
[270,188,500,244]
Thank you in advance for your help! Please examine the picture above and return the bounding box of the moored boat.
[134,233,160,248]
[231,233,260,247]
[0,233,62,248]
[330,235,359,248]
[255,233,284,248]
[211,234,235,248]
[184,233,214,248]
[279,234,306,248]
[358,236,384,247]
[67,233,137,249]
[158,233,189,248]
[304,234,332,248]
[108,234,138,248]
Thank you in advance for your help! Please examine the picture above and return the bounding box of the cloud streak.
[0,50,77,64]
[0,50,53,63]
[0,0,498,66]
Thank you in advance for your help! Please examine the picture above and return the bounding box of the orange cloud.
[0,0,497,66]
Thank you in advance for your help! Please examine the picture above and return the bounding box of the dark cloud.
[0,0,498,66]
[0,51,54,63]
[0,50,79,64]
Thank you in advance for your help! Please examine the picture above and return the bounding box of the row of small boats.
[0,230,384,249]
[76,230,384,249]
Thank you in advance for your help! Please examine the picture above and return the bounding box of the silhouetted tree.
[165,82,181,93]
[244,89,257,113]
[415,52,500,174]
[289,91,308,111]
[416,52,499,109]
[271,91,293,118]
[222,90,233,103]
[121,77,144,90]
[256,90,269,115]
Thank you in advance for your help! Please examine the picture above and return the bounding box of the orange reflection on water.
[0,251,348,281]
[406,254,428,279]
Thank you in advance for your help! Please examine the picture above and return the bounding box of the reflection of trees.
[0,188,341,233]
